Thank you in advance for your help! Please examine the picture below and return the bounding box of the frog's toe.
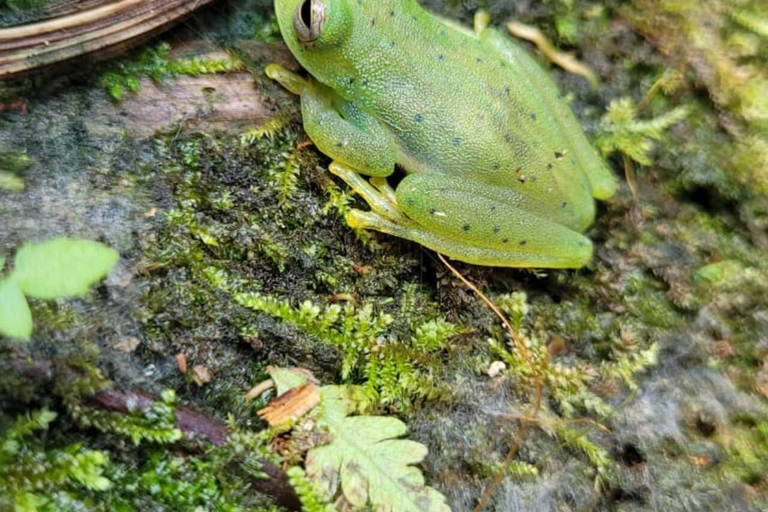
[265,64,308,95]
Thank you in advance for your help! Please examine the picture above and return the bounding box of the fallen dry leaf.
[113,336,140,353]
[176,353,188,373]
[191,365,212,386]
[258,383,320,426]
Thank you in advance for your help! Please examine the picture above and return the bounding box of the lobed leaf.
[306,385,451,512]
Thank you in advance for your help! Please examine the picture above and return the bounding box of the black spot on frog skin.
[555,151,565,160]
[406,198,415,205]
[530,112,537,120]
[415,113,423,122]
[370,18,376,26]
[463,224,471,231]
[519,240,528,246]
[492,162,500,170]
[561,201,568,208]
[529,176,537,182]
[493,226,500,233]
[504,134,512,143]
[438,54,445,61]
[389,41,396,48]
[429,208,436,215]
[502,238,509,243]
[348,77,355,85]
[336,142,344,147]
[476,57,483,63]
[503,86,511,95]
[389,10,395,16]
[452,137,461,146]
[500,61,507,67]
[547,163,553,170]
[490,205,497,212]
[362,78,369,86]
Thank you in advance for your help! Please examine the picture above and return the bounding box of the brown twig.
[436,253,544,512]
[8,356,301,511]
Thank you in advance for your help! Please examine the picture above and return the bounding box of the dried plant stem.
[436,253,544,512]
[0,0,218,79]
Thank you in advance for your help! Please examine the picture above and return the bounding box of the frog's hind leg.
[472,16,617,201]
[349,173,593,269]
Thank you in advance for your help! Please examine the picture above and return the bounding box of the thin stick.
[437,253,529,363]
[436,253,543,512]
[490,413,610,434]
[473,379,542,512]
[624,154,638,202]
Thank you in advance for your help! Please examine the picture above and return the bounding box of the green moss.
[99,43,244,101]
[69,389,182,446]
[716,416,768,488]
[234,290,458,411]
[0,409,112,512]
[286,466,335,512]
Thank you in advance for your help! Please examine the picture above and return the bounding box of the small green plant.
[286,467,336,512]
[268,367,451,512]
[269,152,302,207]
[240,114,292,145]
[596,97,691,166]
[69,389,183,446]
[0,238,118,341]
[235,292,457,409]
[488,292,658,486]
[0,409,112,512]
[99,43,243,101]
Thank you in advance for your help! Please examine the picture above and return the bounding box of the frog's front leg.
[266,64,397,178]
[268,64,404,221]
[350,173,594,269]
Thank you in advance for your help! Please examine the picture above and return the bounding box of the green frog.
[267,0,616,268]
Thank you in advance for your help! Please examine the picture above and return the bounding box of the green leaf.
[10,238,119,299]
[267,366,310,395]
[306,385,451,512]
[0,280,32,340]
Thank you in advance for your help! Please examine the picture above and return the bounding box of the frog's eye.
[293,0,326,45]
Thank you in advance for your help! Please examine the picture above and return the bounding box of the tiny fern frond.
[596,98,691,166]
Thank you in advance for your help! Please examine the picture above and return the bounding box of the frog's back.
[314,0,611,229]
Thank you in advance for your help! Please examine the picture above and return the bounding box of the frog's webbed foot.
[327,163,425,248]
[328,162,409,226]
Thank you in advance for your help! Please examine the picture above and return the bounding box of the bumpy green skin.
[269,0,617,268]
